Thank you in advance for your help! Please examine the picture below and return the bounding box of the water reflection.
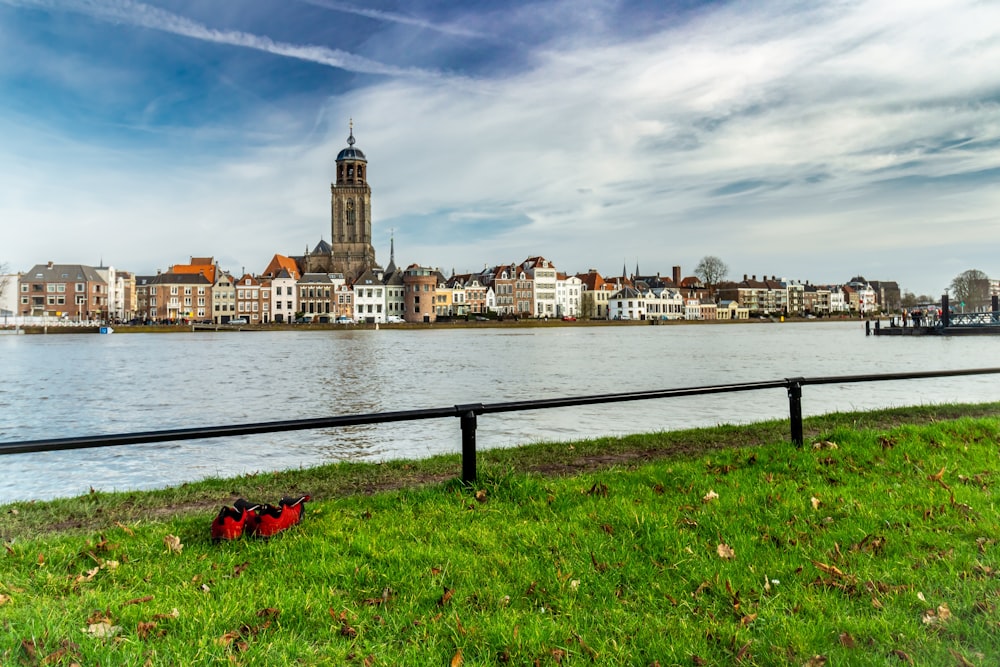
[2,322,1000,502]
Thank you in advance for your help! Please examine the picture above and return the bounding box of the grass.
[1,405,999,665]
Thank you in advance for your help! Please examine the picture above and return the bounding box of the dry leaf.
[124,595,155,607]
[703,490,719,502]
[450,649,463,667]
[0,594,10,606]
[717,543,736,560]
[937,603,952,621]
[890,649,913,663]
[803,657,827,667]
[474,490,487,503]
[917,592,927,602]
[928,466,946,482]
[438,587,454,606]
[871,596,884,609]
[810,497,821,510]
[741,613,757,626]
[163,535,182,554]
[839,633,856,648]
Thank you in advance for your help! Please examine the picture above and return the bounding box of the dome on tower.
[336,123,367,162]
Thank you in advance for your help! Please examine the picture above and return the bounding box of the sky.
[1,0,998,297]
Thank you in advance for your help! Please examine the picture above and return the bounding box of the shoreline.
[5,314,865,335]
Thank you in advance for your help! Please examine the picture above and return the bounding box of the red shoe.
[210,499,259,541]
[248,495,310,538]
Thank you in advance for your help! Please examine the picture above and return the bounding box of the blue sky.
[1,0,998,296]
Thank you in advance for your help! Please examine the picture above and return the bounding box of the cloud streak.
[299,0,486,39]
[1,0,442,78]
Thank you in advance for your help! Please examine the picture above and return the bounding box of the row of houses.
[5,255,903,324]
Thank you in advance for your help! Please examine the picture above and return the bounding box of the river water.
[2,322,998,503]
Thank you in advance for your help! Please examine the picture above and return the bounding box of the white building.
[271,268,298,323]
[0,273,17,322]
[353,268,387,323]
[555,274,581,317]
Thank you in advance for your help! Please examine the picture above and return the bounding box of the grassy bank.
[2,405,999,665]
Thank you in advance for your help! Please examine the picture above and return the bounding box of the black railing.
[3,368,999,483]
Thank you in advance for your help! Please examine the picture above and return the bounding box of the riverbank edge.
[2,401,996,541]
[9,314,863,335]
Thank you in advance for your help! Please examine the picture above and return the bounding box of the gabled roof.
[263,254,301,280]
[298,272,334,284]
[311,239,333,255]
[171,261,216,283]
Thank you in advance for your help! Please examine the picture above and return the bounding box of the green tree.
[950,269,991,312]
[694,256,728,286]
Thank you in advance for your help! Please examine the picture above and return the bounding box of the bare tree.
[0,262,8,303]
[694,256,729,286]
[950,269,991,312]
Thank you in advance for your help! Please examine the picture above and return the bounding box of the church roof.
[312,239,333,255]
[336,124,367,162]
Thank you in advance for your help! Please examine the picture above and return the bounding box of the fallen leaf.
[115,521,134,535]
[136,621,159,640]
[890,649,913,663]
[0,594,10,606]
[152,608,179,620]
[717,543,735,560]
[741,613,757,626]
[163,535,182,554]
[474,490,487,503]
[438,587,454,606]
[937,603,952,621]
[232,562,250,577]
[917,592,926,602]
[123,595,154,607]
[450,648,463,666]
[811,497,821,510]
[872,597,884,610]
[839,633,856,648]
[703,490,719,502]
[929,466,946,482]
[803,656,827,667]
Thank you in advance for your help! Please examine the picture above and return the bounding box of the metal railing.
[2,368,999,483]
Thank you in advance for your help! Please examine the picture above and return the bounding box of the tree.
[950,269,991,313]
[694,256,728,286]
[0,262,8,303]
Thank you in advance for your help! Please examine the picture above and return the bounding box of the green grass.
[2,409,1000,665]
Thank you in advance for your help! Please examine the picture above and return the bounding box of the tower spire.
[347,118,355,146]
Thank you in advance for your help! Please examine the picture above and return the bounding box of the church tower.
[329,120,376,281]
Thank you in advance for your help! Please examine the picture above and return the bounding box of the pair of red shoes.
[211,495,311,540]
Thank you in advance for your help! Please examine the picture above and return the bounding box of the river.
[2,321,998,502]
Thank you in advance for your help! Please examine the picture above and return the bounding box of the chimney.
[752,275,757,281]
[743,274,748,281]
[47,261,54,269]
[672,265,681,285]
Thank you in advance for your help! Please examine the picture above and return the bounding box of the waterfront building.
[302,122,377,282]
[576,269,617,320]
[270,269,298,323]
[448,273,487,315]
[353,267,387,323]
[403,264,438,323]
[647,288,684,320]
[212,270,236,324]
[19,262,109,320]
[555,273,581,318]
[482,264,517,316]
[334,282,353,321]
[719,300,750,320]
[522,256,557,318]
[608,285,644,320]
[297,273,336,321]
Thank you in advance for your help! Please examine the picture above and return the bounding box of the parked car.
[335,316,355,324]
[229,317,247,325]
[386,315,404,323]
[561,315,577,321]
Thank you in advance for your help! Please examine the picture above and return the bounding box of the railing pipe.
[3,369,1000,485]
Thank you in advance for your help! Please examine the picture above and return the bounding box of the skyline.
[1,1,998,297]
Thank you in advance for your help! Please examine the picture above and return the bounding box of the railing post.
[787,378,804,447]
[456,404,483,484]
